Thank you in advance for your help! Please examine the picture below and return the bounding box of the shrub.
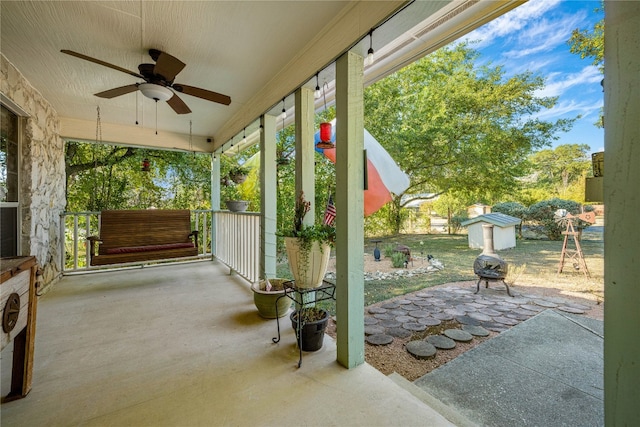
[391,251,406,268]
[527,198,592,240]
[383,244,395,258]
[493,201,528,237]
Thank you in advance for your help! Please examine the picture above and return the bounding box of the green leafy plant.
[391,251,406,268]
[383,244,395,258]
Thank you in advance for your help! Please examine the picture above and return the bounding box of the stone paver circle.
[386,327,413,338]
[418,317,442,326]
[406,341,437,359]
[366,334,394,345]
[402,322,427,332]
[426,334,456,350]
[444,329,474,342]
[364,325,385,335]
[462,324,490,337]
[368,307,387,314]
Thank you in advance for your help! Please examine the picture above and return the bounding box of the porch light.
[365,29,375,66]
[279,98,287,121]
[141,158,151,172]
[138,83,172,102]
[315,73,321,99]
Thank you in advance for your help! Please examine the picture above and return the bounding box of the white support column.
[260,115,277,279]
[604,2,640,424]
[295,87,316,226]
[294,87,317,307]
[335,51,365,369]
[211,153,221,255]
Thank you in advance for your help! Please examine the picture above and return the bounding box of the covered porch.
[1,260,453,426]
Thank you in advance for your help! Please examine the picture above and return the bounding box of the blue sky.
[463,0,604,154]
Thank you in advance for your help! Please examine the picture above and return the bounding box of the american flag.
[323,195,336,226]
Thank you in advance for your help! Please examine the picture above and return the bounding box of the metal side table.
[272,280,336,368]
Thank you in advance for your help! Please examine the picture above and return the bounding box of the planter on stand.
[290,307,329,352]
[251,278,292,319]
[284,236,331,289]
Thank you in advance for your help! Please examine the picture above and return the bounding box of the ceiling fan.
[61,48,231,114]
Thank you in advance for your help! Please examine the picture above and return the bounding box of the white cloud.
[531,98,603,121]
[466,0,563,46]
[536,65,602,97]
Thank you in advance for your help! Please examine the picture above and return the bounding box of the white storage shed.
[461,213,521,250]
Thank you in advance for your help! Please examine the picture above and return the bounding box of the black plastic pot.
[290,308,329,352]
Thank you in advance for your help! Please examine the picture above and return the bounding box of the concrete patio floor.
[1,260,453,426]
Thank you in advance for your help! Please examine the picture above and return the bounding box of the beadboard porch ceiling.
[0,1,522,153]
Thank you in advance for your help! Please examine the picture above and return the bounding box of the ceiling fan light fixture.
[139,83,173,101]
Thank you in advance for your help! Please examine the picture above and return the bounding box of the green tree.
[568,2,604,127]
[65,141,212,212]
[364,42,574,233]
[526,144,591,203]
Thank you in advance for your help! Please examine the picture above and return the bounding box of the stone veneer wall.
[1,54,66,291]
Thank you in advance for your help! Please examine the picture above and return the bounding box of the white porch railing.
[60,210,214,272]
[213,211,261,283]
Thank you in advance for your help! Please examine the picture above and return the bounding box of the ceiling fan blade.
[61,50,143,79]
[172,84,231,105]
[153,51,186,82]
[166,93,192,115]
[95,84,139,99]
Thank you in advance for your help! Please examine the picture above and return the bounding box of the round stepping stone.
[557,306,586,314]
[546,296,572,305]
[368,307,387,314]
[374,313,394,320]
[432,312,454,321]
[389,309,408,316]
[396,299,413,305]
[565,302,590,310]
[364,317,379,325]
[403,322,426,332]
[426,335,456,350]
[444,308,467,317]
[408,310,431,318]
[415,292,431,298]
[387,327,412,338]
[395,315,415,323]
[379,319,402,328]
[454,304,470,312]
[493,316,519,326]
[493,305,516,312]
[452,288,473,295]
[462,324,490,337]
[534,299,558,308]
[468,312,492,322]
[509,297,532,305]
[444,329,473,342]
[364,325,385,335]
[520,304,544,312]
[513,308,537,316]
[418,317,442,326]
[381,302,400,309]
[464,302,485,309]
[481,322,509,333]
[406,340,437,359]
[479,308,502,317]
[505,313,531,321]
[454,315,481,326]
[366,334,393,345]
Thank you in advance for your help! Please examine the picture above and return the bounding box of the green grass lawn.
[276,230,604,315]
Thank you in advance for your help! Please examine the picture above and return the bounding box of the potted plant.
[290,306,329,351]
[223,180,250,212]
[281,191,335,289]
[250,278,293,319]
[228,165,249,184]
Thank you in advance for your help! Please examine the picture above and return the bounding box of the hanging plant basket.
[230,173,247,184]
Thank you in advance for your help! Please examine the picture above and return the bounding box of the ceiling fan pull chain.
[155,100,158,135]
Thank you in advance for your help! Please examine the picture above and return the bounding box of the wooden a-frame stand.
[557,218,590,278]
